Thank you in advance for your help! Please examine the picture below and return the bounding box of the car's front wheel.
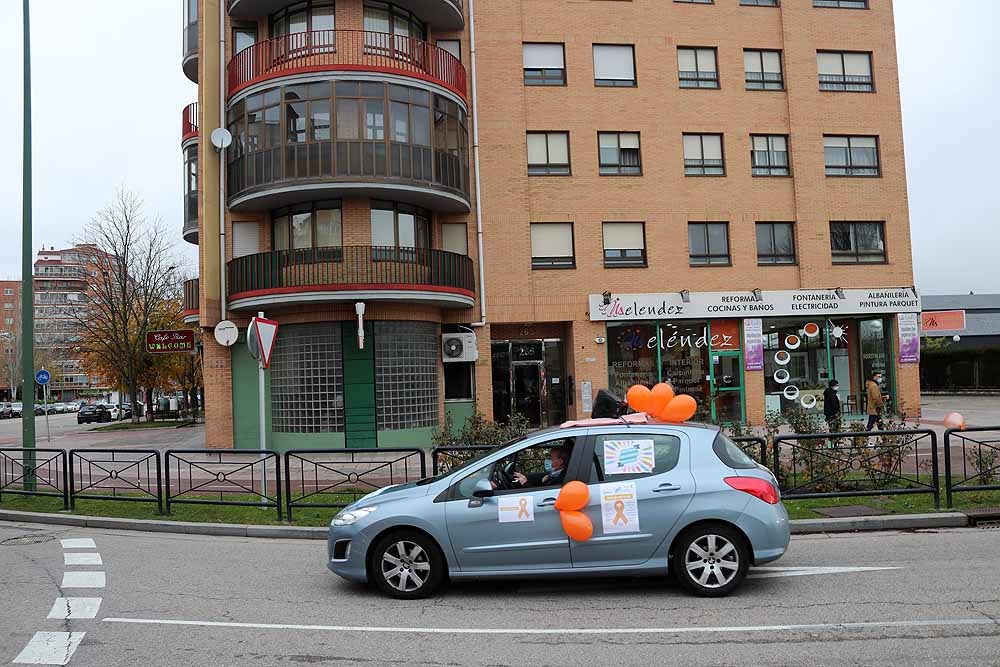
[369,531,445,600]
[672,523,750,597]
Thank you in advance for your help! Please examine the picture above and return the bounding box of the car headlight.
[332,506,378,526]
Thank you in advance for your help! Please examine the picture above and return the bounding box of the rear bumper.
[741,502,791,564]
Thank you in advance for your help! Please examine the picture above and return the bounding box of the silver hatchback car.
[327,422,789,599]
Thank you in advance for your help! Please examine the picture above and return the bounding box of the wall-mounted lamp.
[752,288,763,302]
[679,289,691,303]
[355,302,366,349]
[602,290,612,306]
[834,287,846,300]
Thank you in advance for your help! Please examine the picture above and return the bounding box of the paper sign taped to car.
[498,495,534,523]
[603,439,655,475]
[600,481,640,534]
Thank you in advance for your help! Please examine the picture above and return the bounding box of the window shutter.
[702,135,723,160]
[603,223,644,250]
[526,133,548,164]
[523,43,564,69]
[438,40,461,60]
[233,222,260,258]
[546,133,569,163]
[442,223,468,255]
[844,53,871,76]
[762,51,781,73]
[531,223,573,257]
[817,52,842,75]
[593,45,635,80]
[744,51,761,73]
[683,134,702,159]
[824,136,850,148]
[619,133,640,149]
[678,48,697,72]
[697,49,717,72]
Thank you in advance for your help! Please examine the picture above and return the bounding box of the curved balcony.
[227,30,466,101]
[227,0,464,31]
[183,278,200,325]
[182,106,199,245]
[182,102,199,147]
[182,14,198,83]
[226,245,475,311]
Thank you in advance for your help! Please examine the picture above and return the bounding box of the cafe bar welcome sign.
[588,289,921,322]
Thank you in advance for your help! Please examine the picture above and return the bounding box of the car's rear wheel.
[672,523,749,597]
[369,531,445,600]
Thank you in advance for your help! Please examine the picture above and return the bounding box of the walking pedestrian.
[865,372,885,431]
[823,380,842,432]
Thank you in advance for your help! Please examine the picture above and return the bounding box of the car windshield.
[414,437,525,486]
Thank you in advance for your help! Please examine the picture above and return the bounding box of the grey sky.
[1,1,997,294]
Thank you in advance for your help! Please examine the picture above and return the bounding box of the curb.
[0,508,970,540]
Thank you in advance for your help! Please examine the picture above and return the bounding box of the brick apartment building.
[184,0,920,450]
[0,279,19,400]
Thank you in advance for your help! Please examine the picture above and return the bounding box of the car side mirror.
[471,479,494,498]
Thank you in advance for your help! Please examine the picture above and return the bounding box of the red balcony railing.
[183,278,199,317]
[227,30,467,100]
[182,102,199,144]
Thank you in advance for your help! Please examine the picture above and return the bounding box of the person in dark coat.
[823,380,842,432]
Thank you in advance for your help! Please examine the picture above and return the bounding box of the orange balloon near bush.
[560,510,594,542]
[659,394,698,423]
[554,481,589,511]
[943,412,966,431]
[626,385,654,413]
[649,383,676,415]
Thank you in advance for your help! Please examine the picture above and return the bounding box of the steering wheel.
[491,460,517,490]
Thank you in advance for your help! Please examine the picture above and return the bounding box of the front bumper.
[326,524,373,583]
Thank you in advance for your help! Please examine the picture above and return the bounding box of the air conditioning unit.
[442,332,478,363]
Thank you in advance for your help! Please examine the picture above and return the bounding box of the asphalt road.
[1,521,998,666]
[0,413,204,451]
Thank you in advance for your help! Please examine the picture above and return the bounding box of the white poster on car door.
[498,495,534,523]
[600,481,640,534]
[603,439,655,475]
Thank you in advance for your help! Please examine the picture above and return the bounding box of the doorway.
[710,350,745,423]
[512,362,544,427]
[491,339,566,428]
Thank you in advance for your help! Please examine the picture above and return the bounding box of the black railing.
[284,448,426,521]
[733,437,767,465]
[772,430,940,509]
[69,450,163,513]
[944,427,1000,508]
[430,446,494,475]
[0,449,69,509]
[227,245,475,299]
[165,450,282,520]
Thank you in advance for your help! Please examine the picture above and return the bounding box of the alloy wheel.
[684,534,740,589]
[381,540,431,593]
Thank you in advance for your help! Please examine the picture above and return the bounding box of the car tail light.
[725,476,780,505]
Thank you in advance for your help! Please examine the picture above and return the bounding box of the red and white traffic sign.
[250,316,279,369]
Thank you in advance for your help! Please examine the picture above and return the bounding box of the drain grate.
[0,534,57,546]
[976,520,1000,530]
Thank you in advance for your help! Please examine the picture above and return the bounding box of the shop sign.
[146,330,195,353]
[921,310,966,332]
[898,313,920,364]
[588,289,921,322]
[743,319,764,371]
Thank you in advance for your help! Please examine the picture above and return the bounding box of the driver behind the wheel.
[508,445,569,488]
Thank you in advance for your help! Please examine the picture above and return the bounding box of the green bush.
[432,411,530,449]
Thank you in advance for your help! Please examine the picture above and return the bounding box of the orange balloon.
[560,510,594,542]
[943,412,966,431]
[649,383,676,415]
[554,481,589,511]
[659,394,698,423]
[626,384,653,413]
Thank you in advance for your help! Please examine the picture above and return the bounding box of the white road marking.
[12,631,86,665]
[61,572,106,589]
[63,553,102,566]
[748,566,901,579]
[47,598,102,620]
[59,539,96,550]
[101,617,1000,636]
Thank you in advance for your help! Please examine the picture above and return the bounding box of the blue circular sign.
[35,369,51,386]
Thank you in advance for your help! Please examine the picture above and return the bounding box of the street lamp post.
[21,0,36,488]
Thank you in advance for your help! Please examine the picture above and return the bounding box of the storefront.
[591,289,921,424]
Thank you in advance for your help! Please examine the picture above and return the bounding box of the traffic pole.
[20,0,36,490]
[42,369,50,443]
[255,312,268,505]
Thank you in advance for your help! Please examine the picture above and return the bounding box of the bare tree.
[69,189,180,423]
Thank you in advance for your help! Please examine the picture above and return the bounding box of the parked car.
[327,422,789,599]
[105,404,122,421]
[52,403,68,414]
[11,402,22,418]
[0,403,12,419]
[34,405,46,416]
[120,403,133,420]
[77,404,111,424]
[67,403,81,413]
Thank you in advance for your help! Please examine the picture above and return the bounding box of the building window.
[3,318,12,326]
[756,223,796,265]
[814,0,868,8]
[675,0,713,3]
[526,132,570,175]
[689,223,730,266]
[233,24,258,54]
[744,49,783,90]
[442,223,468,255]
[603,222,646,267]
[593,44,636,87]
[3,289,12,296]
[530,223,575,269]
[818,51,873,92]
[523,43,566,86]
[683,133,725,176]
[270,1,335,37]
[825,135,879,176]
[273,201,342,251]
[363,1,427,40]
[271,322,344,433]
[830,222,886,263]
[371,201,430,254]
[3,303,12,310]
[751,135,789,176]
[444,361,475,401]
[598,132,641,175]
[437,39,460,61]
[375,321,439,430]
[678,48,718,89]
[742,0,778,5]
[184,145,198,230]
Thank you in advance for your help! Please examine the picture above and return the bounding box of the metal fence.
[0,449,69,510]
[771,429,940,509]
[944,427,1000,508]
[69,449,162,513]
[431,446,495,475]
[284,448,426,521]
[165,449,282,520]
[733,437,767,464]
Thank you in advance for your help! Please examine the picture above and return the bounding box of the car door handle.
[653,484,682,493]
[537,498,557,507]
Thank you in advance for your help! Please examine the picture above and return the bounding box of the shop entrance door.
[512,362,545,428]
[710,351,745,423]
